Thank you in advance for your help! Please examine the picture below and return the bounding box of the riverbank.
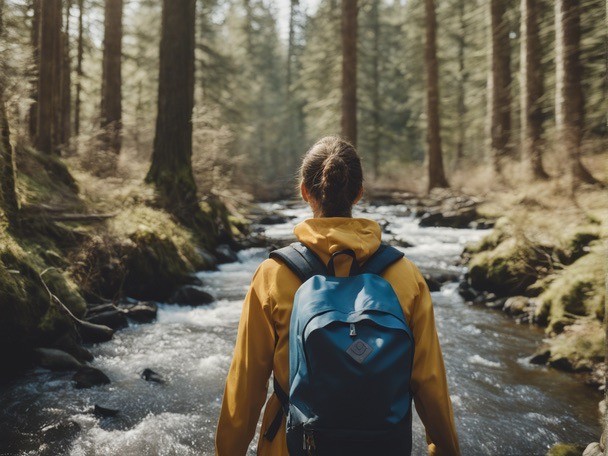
[0,146,246,379]
[456,179,606,390]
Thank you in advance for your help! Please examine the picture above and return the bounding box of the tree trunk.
[36,0,62,155]
[146,0,201,224]
[341,0,357,146]
[0,0,19,226]
[455,0,466,164]
[60,1,71,148]
[370,0,380,178]
[100,0,123,155]
[489,0,512,173]
[74,0,83,136]
[555,0,600,187]
[29,0,40,141]
[520,0,548,179]
[286,0,298,173]
[425,0,449,191]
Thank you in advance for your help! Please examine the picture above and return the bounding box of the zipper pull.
[303,432,306,450]
[350,323,356,337]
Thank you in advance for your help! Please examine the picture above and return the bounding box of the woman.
[216,136,460,455]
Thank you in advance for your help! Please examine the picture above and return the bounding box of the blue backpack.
[264,242,415,456]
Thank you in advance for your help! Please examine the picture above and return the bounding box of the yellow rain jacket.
[216,217,461,455]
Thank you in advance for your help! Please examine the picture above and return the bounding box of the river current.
[0,202,600,455]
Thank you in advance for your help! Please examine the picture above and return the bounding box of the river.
[0,202,601,455]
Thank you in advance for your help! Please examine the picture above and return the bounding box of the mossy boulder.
[0,236,86,371]
[546,443,586,456]
[535,246,605,333]
[73,229,198,301]
[468,237,547,296]
[546,320,604,372]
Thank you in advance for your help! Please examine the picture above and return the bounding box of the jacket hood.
[293,217,382,265]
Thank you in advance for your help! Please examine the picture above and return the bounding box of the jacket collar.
[293,217,382,265]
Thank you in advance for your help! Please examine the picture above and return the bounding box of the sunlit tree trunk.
[36,0,62,155]
[455,0,466,164]
[341,0,357,146]
[100,0,123,155]
[0,0,19,226]
[370,0,381,178]
[520,0,548,179]
[488,0,512,173]
[555,0,600,187]
[28,0,40,141]
[425,0,449,191]
[60,1,71,147]
[74,0,83,136]
[146,0,200,222]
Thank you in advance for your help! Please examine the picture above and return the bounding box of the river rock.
[86,309,129,330]
[215,244,239,264]
[196,248,219,271]
[419,207,478,229]
[423,275,441,292]
[529,348,551,365]
[141,368,165,384]
[583,442,602,456]
[388,237,413,248]
[258,214,290,225]
[94,404,119,417]
[77,320,114,344]
[502,296,530,316]
[34,348,82,371]
[457,281,477,301]
[52,334,94,363]
[73,366,111,389]
[124,302,158,323]
[169,285,214,306]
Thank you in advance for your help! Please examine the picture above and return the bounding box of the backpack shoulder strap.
[269,242,328,282]
[361,243,405,276]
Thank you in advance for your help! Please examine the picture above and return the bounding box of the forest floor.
[451,153,607,391]
[0,145,247,377]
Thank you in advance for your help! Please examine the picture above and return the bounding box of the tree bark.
[100,0,123,155]
[74,0,83,136]
[370,0,381,178]
[555,0,600,187]
[488,0,512,173]
[36,0,63,155]
[455,0,466,164]
[341,0,357,146]
[0,0,19,226]
[29,0,40,141]
[60,1,71,148]
[146,0,201,224]
[520,0,548,179]
[425,0,449,191]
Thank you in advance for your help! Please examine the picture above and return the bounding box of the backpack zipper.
[349,323,357,337]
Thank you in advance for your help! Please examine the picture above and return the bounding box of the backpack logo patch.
[346,339,373,363]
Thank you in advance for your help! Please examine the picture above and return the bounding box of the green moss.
[546,443,586,456]
[468,237,541,295]
[537,245,605,333]
[0,231,84,363]
[557,228,600,265]
[547,320,605,372]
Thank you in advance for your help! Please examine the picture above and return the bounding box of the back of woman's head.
[300,136,363,217]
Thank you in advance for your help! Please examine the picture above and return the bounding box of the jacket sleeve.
[215,262,276,456]
[409,267,461,456]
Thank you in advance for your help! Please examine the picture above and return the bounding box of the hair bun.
[299,136,363,217]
